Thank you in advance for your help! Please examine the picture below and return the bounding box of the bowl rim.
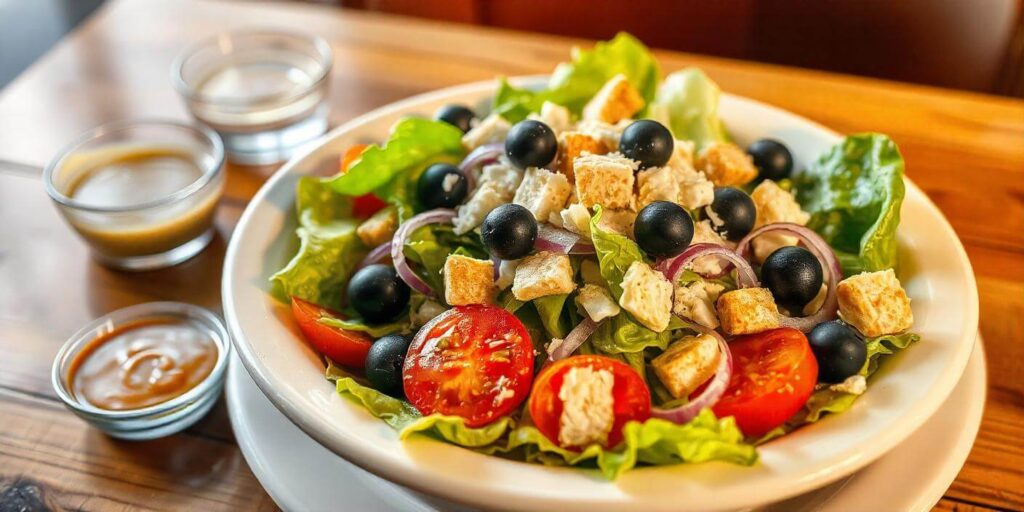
[222,76,979,511]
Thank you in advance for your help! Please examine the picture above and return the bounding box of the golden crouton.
[512,251,576,301]
[558,131,609,181]
[573,153,637,210]
[716,288,781,335]
[652,333,722,398]
[443,254,495,306]
[356,206,397,248]
[750,180,811,261]
[619,261,673,332]
[582,74,645,124]
[837,269,913,337]
[696,141,758,187]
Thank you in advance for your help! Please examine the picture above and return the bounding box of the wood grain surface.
[0,0,1021,510]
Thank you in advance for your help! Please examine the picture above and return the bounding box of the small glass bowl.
[51,302,231,441]
[172,30,333,165]
[43,119,225,271]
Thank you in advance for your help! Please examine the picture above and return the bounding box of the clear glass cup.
[172,30,333,165]
[43,119,225,271]
[51,302,231,441]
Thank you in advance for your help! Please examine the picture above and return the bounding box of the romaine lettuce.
[650,68,730,149]
[533,293,571,339]
[589,206,644,299]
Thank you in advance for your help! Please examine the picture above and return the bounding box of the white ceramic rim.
[222,76,979,512]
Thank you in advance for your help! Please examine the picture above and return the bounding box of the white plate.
[227,336,986,512]
[222,77,979,511]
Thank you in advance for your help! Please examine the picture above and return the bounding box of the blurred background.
[1,0,1022,96]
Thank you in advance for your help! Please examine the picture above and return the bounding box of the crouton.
[513,167,573,222]
[652,334,722,399]
[356,206,397,247]
[696,141,758,187]
[576,284,621,322]
[462,113,510,151]
[716,287,780,335]
[619,261,673,332]
[574,153,637,210]
[558,131,609,181]
[443,255,496,306]
[527,101,572,136]
[750,180,811,261]
[673,280,726,329]
[582,74,645,124]
[689,220,730,275]
[668,139,697,169]
[576,119,630,151]
[836,269,913,337]
[636,164,714,211]
[512,251,576,301]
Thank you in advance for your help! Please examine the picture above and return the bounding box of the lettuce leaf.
[483,410,757,480]
[317,316,409,338]
[793,134,906,276]
[650,68,730,149]
[492,33,661,122]
[533,294,571,339]
[589,206,644,299]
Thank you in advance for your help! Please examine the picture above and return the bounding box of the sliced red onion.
[735,223,842,331]
[356,241,392,270]
[458,143,503,190]
[547,318,602,361]
[534,223,581,254]
[651,330,733,425]
[658,243,759,288]
[390,209,457,296]
[568,242,596,255]
[491,254,501,281]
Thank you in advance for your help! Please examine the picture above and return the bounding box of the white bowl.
[223,77,979,512]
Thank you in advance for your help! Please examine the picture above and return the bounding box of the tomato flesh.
[403,305,534,427]
[291,297,373,368]
[529,355,651,449]
[339,144,387,219]
[712,327,818,437]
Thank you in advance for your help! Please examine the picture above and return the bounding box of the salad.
[270,33,920,479]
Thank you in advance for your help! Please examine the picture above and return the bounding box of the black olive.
[417,163,468,210]
[761,246,824,313]
[505,120,557,169]
[434,104,476,133]
[747,139,793,181]
[619,120,674,170]
[701,187,755,241]
[481,203,538,260]
[347,264,410,324]
[634,201,694,258]
[808,321,867,383]
[365,333,412,396]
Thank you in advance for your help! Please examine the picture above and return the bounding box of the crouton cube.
[443,255,496,306]
[750,180,812,261]
[462,113,510,151]
[558,131,609,181]
[574,153,637,210]
[512,251,576,301]
[513,167,573,222]
[673,280,725,329]
[652,334,722,399]
[596,208,637,239]
[837,269,914,337]
[696,141,758,187]
[668,139,697,169]
[576,119,630,151]
[527,101,572,136]
[716,288,780,335]
[582,74,645,124]
[356,206,397,247]
[619,261,673,332]
[689,220,729,275]
[576,284,621,322]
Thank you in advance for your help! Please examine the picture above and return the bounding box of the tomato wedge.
[529,355,651,449]
[712,327,818,437]
[402,305,534,427]
[339,144,387,218]
[291,297,373,368]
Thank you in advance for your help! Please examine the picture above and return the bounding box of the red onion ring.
[534,224,582,254]
[458,143,503,190]
[356,241,392,270]
[547,318,602,361]
[657,243,759,288]
[651,330,733,425]
[735,223,842,331]
[390,209,457,296]
[491,254,502,282]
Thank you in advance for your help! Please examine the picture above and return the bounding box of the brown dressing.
[68,318,218,411]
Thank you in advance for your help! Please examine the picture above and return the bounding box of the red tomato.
[403,305,534,427]
[339,144,387,218]
[291,297,373,368]
[529,355,651,449]
[712,327,818,437]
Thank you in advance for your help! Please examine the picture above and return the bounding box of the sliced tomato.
[291,297,373,368]
[339,144,387,218]
[529,355,651,449]
[402,305,534,427]
[712,327,818,437]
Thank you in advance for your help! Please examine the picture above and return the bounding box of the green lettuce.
[591,315,693,355]
[589,206,644,299]
[534,294,571,339]
[793,134,906,276]
[484,410,756,479]
[492,33,661,122]
[651,68,730,149]
[317,316,409,338]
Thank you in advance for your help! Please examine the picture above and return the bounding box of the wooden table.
[0,0,1020,510]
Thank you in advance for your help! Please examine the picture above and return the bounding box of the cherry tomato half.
[712,327,818,437]
[529,355,651,449]
[291,297,373,368]
[403,305,534,427]
[339,144,387,218]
